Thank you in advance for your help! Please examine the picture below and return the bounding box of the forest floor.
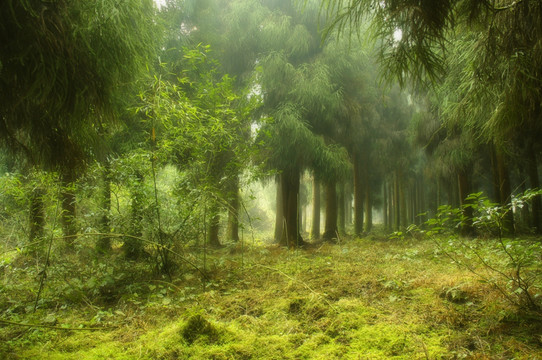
[1,231,542,359]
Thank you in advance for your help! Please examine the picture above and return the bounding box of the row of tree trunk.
[272,144,542,245]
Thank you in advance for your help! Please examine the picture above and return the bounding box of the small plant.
[425,189,542,317]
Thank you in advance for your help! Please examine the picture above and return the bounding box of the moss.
[6,237,542,359]
[181,314,220,345]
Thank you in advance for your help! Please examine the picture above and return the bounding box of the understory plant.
[420,189,542,317]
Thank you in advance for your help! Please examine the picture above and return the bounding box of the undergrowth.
[1,234,542,359]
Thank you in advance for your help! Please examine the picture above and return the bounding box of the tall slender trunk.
[345,182,352,226]
[353,153,364,236]
[226,176,240,242]
[387,179,396,230]
[97,160,112,253]
[274,175,283,243]
[526,143,542,233]
[383,181,388,230]
[280,170,303,247]
[436,178,441,210]
[399,173,407,229]
[337,182,346,235]
[29,186,45,250]
[364,180,372,232]
[208,207,221,248]
[125,171,144,259]
[394,171,400,230]
[60,169,77,245]
[490,145,502,204]
[298,197,304,234]
[323,180,338,241]
[496,150,515,234]
[458,170,474,236]
[311,178,320,239]
[417,176,425,224]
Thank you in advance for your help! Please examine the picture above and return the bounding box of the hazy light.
[393,28,403,42]
[154,0,165,9]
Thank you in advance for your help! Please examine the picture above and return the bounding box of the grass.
[1,233,542,359]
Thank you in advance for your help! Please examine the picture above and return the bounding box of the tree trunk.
[496,150,515,234]
[97,160,112,253]
[394,171,400,230]
[60,169,77,245]
[298,197,304,235]
[345,182,353,226]
[526,143,542,233]
[274,175,284,243]
[311,178,320,239]
[399,173,407,230]
[364,180,372,232]
[124,171,144,259]
[208,208,221,248]
[417,176,425,224]
[383,181,388,230]
[490,145,502,204]
[338,182,346,235]
[323,180,338,241]
[226,176,240,242]
[436,178,441,210]
[353,153,364,236]
[280,170,303,247]
[29,186,45,251]
[458,170,474,236]
[387,179,395,231]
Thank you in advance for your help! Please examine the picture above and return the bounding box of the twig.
[34,180,61,312]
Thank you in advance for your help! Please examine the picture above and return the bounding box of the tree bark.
[60,169,77,245]
[394,171,401,230]
[338,182,346,235]
[490,145,502,204]
[458,170,474,236]
[311,178,320,239]
[496,150,515,234]
[279,170,303,247]
[399,173,407,230]
[353,153,364,236]
[274,175,283,243]
[383,181,388,230]
[364,180,372,232]
[323,180,338,241]
[124,171,144,259]
[29,186,45,251]
[226,176,240,242]
[526,143,542,233]
[208,208,221,248]
[97,160,112,253]
[387,180,396,231]
[345,182,353,226]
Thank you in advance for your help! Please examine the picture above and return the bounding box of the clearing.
[1,235,541,359]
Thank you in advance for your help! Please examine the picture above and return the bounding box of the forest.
[1,0,542,358]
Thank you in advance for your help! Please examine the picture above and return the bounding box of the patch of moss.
[181,314,220,345]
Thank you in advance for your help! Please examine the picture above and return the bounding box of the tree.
[0,0,158,242]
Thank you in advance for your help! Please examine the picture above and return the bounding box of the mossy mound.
[181,314,220,345]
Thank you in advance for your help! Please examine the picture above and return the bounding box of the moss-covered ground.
[1,234,542,359]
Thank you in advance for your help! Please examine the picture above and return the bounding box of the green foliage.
[0,0,159,169]
[422,189,542,317]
